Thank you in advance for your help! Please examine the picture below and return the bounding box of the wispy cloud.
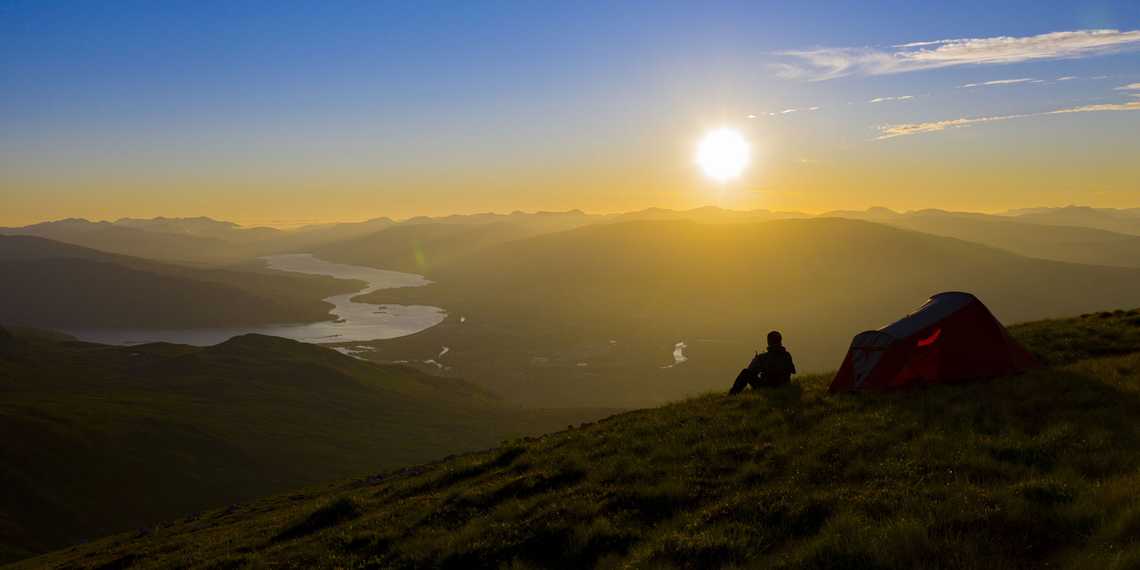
[869,95,914,103]
[876,100,1140,139]
[1056,75,1077,81]
[753,106,823,117]
[960,78,1042,88]
[777,29,1140,80]
[1116,82,1140,90]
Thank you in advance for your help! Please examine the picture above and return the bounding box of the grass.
[0,333,611,564]
[15,309,1140,569]
[1009,308,1140,365]
[274,498,362,542]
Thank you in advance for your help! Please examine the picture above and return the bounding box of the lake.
[66,254,447,346]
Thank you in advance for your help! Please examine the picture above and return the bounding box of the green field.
[15,309,1140,569]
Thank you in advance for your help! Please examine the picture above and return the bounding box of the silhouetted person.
[729,330,796,394]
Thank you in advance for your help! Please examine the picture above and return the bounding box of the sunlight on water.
[661,341,689,368]
[67,254,446,346]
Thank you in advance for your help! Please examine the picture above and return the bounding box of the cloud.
[777,29,1140,80]
[1056,76,1077,81]
[960,78,1042,88]
[762,106,822,116]
[1116,82,1140,90]
[1048,100,1140,114]
[876,100,1140,139]
[869,95,915,103]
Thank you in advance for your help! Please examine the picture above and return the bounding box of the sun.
[696,128,750,182]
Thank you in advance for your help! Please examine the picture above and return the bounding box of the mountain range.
[6,205,1140,267]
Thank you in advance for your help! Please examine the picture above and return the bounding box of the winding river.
[66,254,447,346]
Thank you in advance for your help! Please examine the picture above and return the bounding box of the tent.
[829,292,1038,392]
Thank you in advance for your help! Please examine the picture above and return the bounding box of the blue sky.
[2,1,1139,225]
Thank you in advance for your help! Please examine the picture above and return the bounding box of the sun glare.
[696,128,750,183]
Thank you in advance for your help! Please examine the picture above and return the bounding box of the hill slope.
[0,331,610,562]
[353,218,1140,407]
[0,218,265,264]
[16,309,1140,569]
[1003,206,1140,236]
[313,222,538,273]
[823,208,1140,267]
[0,236,353,329]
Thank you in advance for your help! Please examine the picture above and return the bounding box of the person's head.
[767,330,783,347]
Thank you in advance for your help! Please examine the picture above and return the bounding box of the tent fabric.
[829,292,1038,392]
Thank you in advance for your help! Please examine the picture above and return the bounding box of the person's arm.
[788,353,796,375]
[748,352,765,371]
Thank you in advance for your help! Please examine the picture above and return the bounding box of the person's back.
[729,330,796,394]
[757,344,795,386]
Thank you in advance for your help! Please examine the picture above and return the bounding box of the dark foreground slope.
[18,310,1140,569]
[0,332,610,563]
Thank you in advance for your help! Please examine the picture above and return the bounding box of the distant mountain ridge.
[8,205,1139,266]
[998,205,1140,235]
[819,207,1140,267]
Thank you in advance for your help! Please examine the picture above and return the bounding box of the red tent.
[829,292,1038,392]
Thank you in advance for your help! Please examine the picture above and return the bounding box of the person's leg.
[729,369,754,395]
[748,373,766,390]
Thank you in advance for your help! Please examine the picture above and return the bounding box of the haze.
[3,2,1139,227]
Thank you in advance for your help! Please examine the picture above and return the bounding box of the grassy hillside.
[0,236,355,328]
[0,331,611,562]
[351,219,1140,407]
[16,309,1140,569]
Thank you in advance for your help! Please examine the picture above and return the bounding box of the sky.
[2,0,1139,227]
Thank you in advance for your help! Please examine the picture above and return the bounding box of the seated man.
[729,330,796,394]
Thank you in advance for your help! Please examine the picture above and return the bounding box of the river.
[66,254,447,346]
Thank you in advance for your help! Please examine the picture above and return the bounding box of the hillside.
[0,217,401,264]
[16,309,1140,569]
[0,219,264,264]
[1002,206,1140,236]
[313,223,538,273]
[0,331,611,563]
[0,236,354,329]
[351,218,1140,407]
[311,208,815,273]
[823,208,1140,267]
